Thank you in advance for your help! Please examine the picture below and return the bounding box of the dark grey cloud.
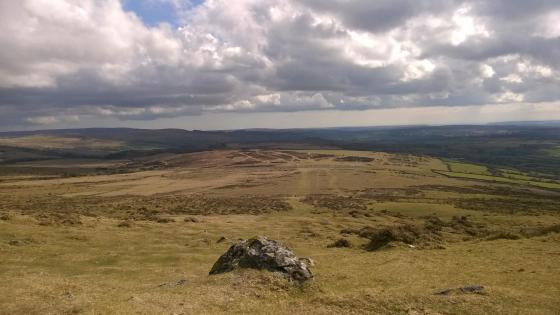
[297,0,457,33]
[0,0,559,127]
[471,0,560,19]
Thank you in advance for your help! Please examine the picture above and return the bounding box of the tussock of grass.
[327,238,353,248]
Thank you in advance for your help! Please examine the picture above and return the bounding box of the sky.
[1,0,560,131]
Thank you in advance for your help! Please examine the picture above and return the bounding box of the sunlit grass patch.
[447,161,491,175]
[437,170,560,190]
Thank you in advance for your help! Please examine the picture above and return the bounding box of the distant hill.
[488,120,560,127]
[1,125,559,177]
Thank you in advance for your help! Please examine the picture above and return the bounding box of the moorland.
[0,125,559,314]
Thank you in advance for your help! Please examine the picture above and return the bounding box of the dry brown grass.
[0,149,559,314]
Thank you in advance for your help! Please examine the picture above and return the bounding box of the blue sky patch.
[123,0,204,27]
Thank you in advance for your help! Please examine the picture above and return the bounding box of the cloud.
[0,0,559,127]
[25,115,80,125]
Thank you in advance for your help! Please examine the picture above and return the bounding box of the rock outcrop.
[209,237,313,283]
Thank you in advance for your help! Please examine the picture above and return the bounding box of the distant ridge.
[1,124,560,177]
[3,120,560,135]
[488,120,560,127]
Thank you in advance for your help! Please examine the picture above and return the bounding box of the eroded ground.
[1,150,559,314]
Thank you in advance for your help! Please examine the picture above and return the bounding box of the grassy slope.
[1,209,559,314]
[0,150,559,314]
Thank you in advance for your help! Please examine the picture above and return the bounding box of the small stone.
[155,217,175,223]
[175,279,188,286]
[158,278,188,288]
[117,220,133,228]
[62,292,75,299]
[216,236,228,243]
[128,296,143,302]
[435,285,485,295]
[184,216,201,223]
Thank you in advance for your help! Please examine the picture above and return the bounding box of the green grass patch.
[545,146,560,158]
[446,161,490,175]
[500,169,537,181]
[437,170,560,190]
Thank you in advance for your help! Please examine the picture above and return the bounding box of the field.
[1,149,560,314]
[446,161,490,175]
[0,135,124,150]
[439,161,560,190]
